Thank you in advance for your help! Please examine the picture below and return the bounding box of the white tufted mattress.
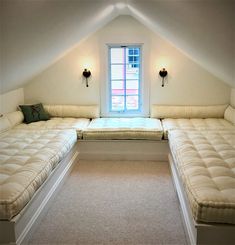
[162,118,234,139]
[83,118,163,140]
[15,118,90,138]
[0,129,77,220]
[169,129,235,224]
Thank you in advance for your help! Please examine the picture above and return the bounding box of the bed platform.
[15,117,90,138]
[169,154,235,244]
[82,117,164,140]
[0,129,79,244]
[78,139,169,161]
[162,118,234,139]
[168,129,235,244]
[0,145,78,244]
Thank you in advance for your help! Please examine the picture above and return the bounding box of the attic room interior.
[0,0,235,244]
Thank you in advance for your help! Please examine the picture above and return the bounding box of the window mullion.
[123,47,126,112]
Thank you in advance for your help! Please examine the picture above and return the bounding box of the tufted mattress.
[169,129,235,224]
[83,118,163,140]
[0,129,77,220]
[162,118,234,139]
[15,118,90,138]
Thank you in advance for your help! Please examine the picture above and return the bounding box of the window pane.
[111,80,124,95]
[133,56,139,62]
[111,65,124,80]
[111,48,124,63]
[128,49,134,55]
[126,65,139,80]
[112,96,124,111]
[126,80,139,95]
[109,46,141,113]
[112,80,124,89]
[126,96,139,110]
[112,89,124,95]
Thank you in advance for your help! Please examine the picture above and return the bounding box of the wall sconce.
[159,68,168,87]
[82,68,91,87]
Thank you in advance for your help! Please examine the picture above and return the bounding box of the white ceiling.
[0,0,234,94]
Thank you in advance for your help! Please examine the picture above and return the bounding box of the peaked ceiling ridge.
[28,1,234,89]
[1,0,233,94]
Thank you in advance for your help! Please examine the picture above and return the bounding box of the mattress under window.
[83,118,163,140]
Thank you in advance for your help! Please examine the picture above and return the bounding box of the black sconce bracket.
[83,69,91,87]
[159,68,168,87]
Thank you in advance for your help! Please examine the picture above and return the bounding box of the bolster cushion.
[224,105,235,124]
[151,104,228,119]
[6,111,24,128]
[44,105,99,119]
[0,116,11,134]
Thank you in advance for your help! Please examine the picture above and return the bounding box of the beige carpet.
[28,160,187,245]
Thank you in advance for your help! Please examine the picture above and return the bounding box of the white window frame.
[104,44,145,117]
[100,43,149,118]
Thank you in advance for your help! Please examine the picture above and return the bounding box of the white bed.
[0,128,78,244]
[168,129,235,244]
[15,117,90,138]
[83,117,163,140]
[162,118,234,139]
[0,128,77,220]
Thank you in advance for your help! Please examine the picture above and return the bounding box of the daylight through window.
[109,46,141,113]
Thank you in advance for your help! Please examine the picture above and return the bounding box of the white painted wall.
[0,88,24,114]
[129,0,235,88]
[231,89,235,107]
[0,0,118,93]
[24,16,231,116]
[1,1,234,93]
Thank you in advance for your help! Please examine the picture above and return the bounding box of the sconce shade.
[82,68,91,87]
[159,68,168,78]
[83,68,91,78]
[159,68,168,87]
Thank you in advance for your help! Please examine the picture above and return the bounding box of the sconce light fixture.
[159,68,168,87]
[82,68,91,87]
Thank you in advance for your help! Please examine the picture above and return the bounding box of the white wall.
[231,89,235,107]
[24,16,231,116]
[129,0,235,88]
[0,0,118,93]
[1,1,234,94]
[0,88,24,114]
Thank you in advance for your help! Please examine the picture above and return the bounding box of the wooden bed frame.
[0,143,79,245]
[168,153,235,245]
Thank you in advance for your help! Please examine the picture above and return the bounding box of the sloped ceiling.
[0,0,234,94]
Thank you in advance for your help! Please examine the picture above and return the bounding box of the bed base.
[78,139,169,161]
[168,153,235,245]
[0,143,79,245]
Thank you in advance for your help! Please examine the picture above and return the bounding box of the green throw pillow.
[19,103,50,124]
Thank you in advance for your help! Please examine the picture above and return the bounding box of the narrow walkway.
[28,160,187,245]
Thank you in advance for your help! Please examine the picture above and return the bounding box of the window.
[109,45,141,114]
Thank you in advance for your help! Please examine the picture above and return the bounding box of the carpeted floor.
[28,160,187,245]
